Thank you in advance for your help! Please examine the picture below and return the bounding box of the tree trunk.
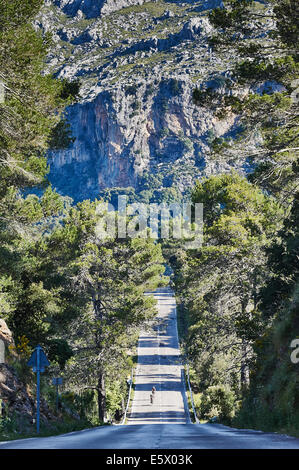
[240,339,248,387]
[97,372,106,423]
[240,300,250,388]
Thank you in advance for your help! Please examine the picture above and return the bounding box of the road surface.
[128,288,190,425]
[1,288,299,449]
[2,422,299,449]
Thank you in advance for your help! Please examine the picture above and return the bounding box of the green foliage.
[139,172,164,192]
[273,0,299,47]
[0,1,80,358]
[0,411,33,440]
[0,0,43,32]
[125,84,138,96]
[1,0,297,438]
[41,199,166,421]
[192,172,281,240]
[0,410,96,442]
[209,0,298,48]
[169,78,181,96]
[170,172,284,421]
[206,0,299,202]
[236,56,299,84]
[48,119,76,150]
[177,0,299,436]
[46,339,73,369]
[234,282,299,436]
[259,193,299,316]
[59,78,80,101]
[144,83,155,99]
[200,385,237,423]
[177,133,193,154]
[98,187,137,207]
[192,87,211,106]
[0,0,164,430]
[0,0,79,208]
[160,127,170,138]
[130,100,141,112]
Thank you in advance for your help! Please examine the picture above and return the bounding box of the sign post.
[27,345,50,433]
[52,377,63,412]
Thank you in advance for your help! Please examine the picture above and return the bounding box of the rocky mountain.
[36,0,267,202]
[53,0,159,18]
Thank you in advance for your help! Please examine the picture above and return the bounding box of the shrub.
[160,127,169,138]
[170,78,181,96]
[125,84,138,96]
[130,100,141,111]
[200,385,237,423]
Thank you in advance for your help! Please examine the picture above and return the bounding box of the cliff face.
[53,0,153,18]
[37,0,262,202]
[49,77,242,201]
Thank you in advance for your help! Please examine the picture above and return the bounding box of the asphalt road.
[128,288,190,425]
[2,422,299,449]
[1,288,299,449]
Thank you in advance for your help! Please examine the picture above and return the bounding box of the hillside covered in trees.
[165,0,299,436]
[0,0,298,439]
[0,0,165,437]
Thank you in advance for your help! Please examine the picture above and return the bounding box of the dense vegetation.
[0,0,165,437]
[168,0,299,434]
[0,0,298,439]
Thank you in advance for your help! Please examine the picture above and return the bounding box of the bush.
[170,78,181,96]
[160,127,170,138]
[125,84,138,96]
[200,385,237,423]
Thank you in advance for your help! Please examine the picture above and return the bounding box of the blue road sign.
[27,345,50,372]
[27,345,50,433]
[52,377,63,386]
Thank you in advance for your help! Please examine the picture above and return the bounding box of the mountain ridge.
[37,0,267,202]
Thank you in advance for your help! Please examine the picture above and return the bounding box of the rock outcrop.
[0,319,14,364]
[0,363,54,422]
[48,77,242,201]
[0,319,13,347]
[52,0,153,18]
[0,319,54,423]
[36,0,273,201]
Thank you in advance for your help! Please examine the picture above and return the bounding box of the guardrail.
[121,368,134,425]
[186,364,200,423]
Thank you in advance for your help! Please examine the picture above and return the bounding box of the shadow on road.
[136,354,181,365]
[129,410,186,423]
